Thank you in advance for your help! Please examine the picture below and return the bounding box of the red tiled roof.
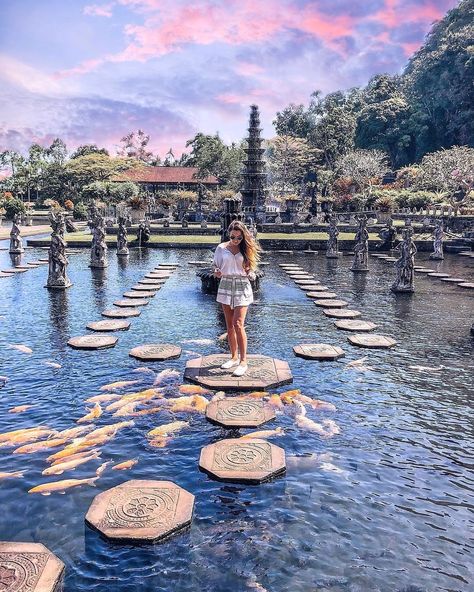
[117,166,219,185]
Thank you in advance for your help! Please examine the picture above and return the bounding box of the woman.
[213,220,260,377]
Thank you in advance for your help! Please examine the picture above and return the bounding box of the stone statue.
[326,215,340,258]
[89,207,108,268]
[46,211,72,289]
[378,218,397,251]
[65,217,77,233]
[9,214,24,254]
[429,219,444,260]
[117,215,129,256]
[136,221,151,246]
[391,227,417,293]
[351,215,369,272]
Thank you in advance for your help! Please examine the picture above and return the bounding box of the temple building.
[117,166,219,193]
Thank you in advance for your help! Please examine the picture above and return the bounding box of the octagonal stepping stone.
[307,291,338,299]
[138,278,168,285]
[199,438,286,483]
[13,265,31,270]
[143,276,167,283]
[427,272,450,278]
[188,261,210,266]
[294,279,317,285]
[383,257,398,262]
[334,320,378,332]
[129,343,182,361]
[441,277,465,283]
[415,268,435,274]
[287,273,311,278]
[458,252,472,256]
[156,263,179,268]
[458,282,474,289]
[206,398,275,428]
[0,541,65,592]
[102,308,141,319]
[184,354,292,391]
[304,286,329,294]
[314,299,348,308]
[279,264,301,268]
[414,266,429,271]
[68,335,118,350]
[2,268,28,274]
[131,284,162,292]
[85,480,194,543]
[0,272,12,278]
[114,299,149,307]
[27,260,49,265]
[26,262,42,267]
[124,290,156,298]
[293,343,345,360]
[347,334,397,349]
[87,320,131,332]
[324,309,361,319]
[38,258,49,262]
[150,271,172,276]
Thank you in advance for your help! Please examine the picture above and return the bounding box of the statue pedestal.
[326,252,340,259]
[391,284,414,293]
[351,266,369,273]
[46,279,72,290]
[429,253,444,260]
[9,248,24,254]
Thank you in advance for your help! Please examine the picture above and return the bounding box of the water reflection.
[90,267,108,311]
[47,289,70,350]
[10,253,22,267]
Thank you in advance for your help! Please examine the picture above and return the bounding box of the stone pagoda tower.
[241,104,267,222]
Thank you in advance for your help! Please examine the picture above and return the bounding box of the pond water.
[0,239,473,592]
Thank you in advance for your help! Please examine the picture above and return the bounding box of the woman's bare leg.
[222,304,239,360]
[232,306,249,364]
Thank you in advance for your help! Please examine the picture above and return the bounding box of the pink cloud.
[84,3,115,17]
[371,0,446,28]
[234,62,265,77]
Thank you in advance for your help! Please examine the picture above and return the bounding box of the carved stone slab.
[123,291,156,298]
[144,275,167,281]
[151,270,172,275]
[323,309,361,319]
[85,480,194,543]
[307,291,338,299]
[138,279,168,285]
[2,268,28,274]
[294,279,318,285]
[130,284,162,292]
[334,320,378,332]
[304,286,329,293]
[87,320,131,332]
[129,344,182,361]
[199,438,286,483]
[286,273,312,278]
[68,335,118,350]
[206,398,275,428]
[184,354,293,391]
[458,282,474,289]
[102,308,141,318]
[348,334,397,349]
[440,277,465,283]
[0,542,65,592]
[293,343,345,360]
[427,272,450,278]
[113,299,149,307]
[314,299,348,308]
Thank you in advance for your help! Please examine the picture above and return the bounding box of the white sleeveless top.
[212,243,247,276]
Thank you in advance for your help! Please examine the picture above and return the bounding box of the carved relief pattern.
[0,553,49,592]
[216,400,264,422]
[202,356,276,381]
[99,488,180,529]
[212,442,272,472]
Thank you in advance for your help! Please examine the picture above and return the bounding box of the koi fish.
[56,425,95,440]
[240,427,284,439]
[294,394,337,412]
[46,435,111,463]
[43,451,101,475]
[105,389,159,412]
[28,476,99,495]
[154,369,180,385]
[148,437,171,448]
[9,405,35,414]
[44,361,61,369]
[8,344,33,354]
[0,426,54,443]
[0,471,24,480]
[319,462,348,476]
[96,461,109,476]
[409,365,444,372]
[84,394,121,404]
[0,429,57,447]
[346,357,368,367]
[280,389,301,404]
[246,391,270,399]
[132,367,155,374]
[99,380,140,392]
[77,403,102,423]
[112,402,141,417]
[147,421,189,437]
[295,414,341,438]
[218,332,228,341]
[112,459,138,471]
[178,384,210,395]
[268,394,284,409]
[84,421,135,440]
[50,448,100,466]
[13,438,68,454]
[211,391,226,402]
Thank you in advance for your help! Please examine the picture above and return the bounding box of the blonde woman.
[213,220,260,377]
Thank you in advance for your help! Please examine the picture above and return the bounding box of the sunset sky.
[0,0,459,159]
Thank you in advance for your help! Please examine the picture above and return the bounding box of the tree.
[334,149,389,203]
[81,180,140,205]
[66,153,136,190]
[273,103,316,138]
[117,129,154,163]
[46,138,68,165]
[70,144,109,159]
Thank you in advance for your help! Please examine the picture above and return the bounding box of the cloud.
[84,3,115,18]
[0,54,62,95]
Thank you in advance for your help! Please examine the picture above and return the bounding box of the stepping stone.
[279,264,301,268]
[131,284,162,292]
[68,335,118,350]
[304,286,329,294]
[2,268,28,273]
[0,542,65,591]
[415,268,435,274]
[184,354,292,391]
[156,264,179,268]
[259,262,270,266]
[414,266,429,271]
[303,250,318,254]
[324,309,361,319]
[27,260,48,265]
[206,398,275,428]
[124,290,156,298]
[102,308,141,318]
[129,343,182,361]
[144,275,167,281]
[334,320,378,332]
[293,343,345,360]
[458,282,474,289]
[87,320,131,332]
[0,272,12,278]
[38,258,49,262]
[199,438,286,483]
[440,277,465,283]
[347,334,397,349]
[314,299,348,308]
[275,250,293,254]
[427,272,450,278]
[294,279,317,285]
[150,271,172,277]
[383,257,397,262]
[13,266,31,270]
[114,299,149,307]
[458,252,472,256]
[188,261,209,266]
[308,291,338,299]
[26,262,42,267]
[85,480,194,543]
[138,278,168,285]
[287,273,310,278]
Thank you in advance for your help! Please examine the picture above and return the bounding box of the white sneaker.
[220,358,239,370]
[232,364,248,377]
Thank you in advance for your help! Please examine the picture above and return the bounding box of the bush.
[73,202,88,220]
[1,197,26,220]
[64,199,74,210]
[374,194,395,212]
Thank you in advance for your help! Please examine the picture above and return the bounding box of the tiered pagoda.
[241,105,267,221]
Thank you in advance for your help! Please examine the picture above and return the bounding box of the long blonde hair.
[228,220,260,271]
